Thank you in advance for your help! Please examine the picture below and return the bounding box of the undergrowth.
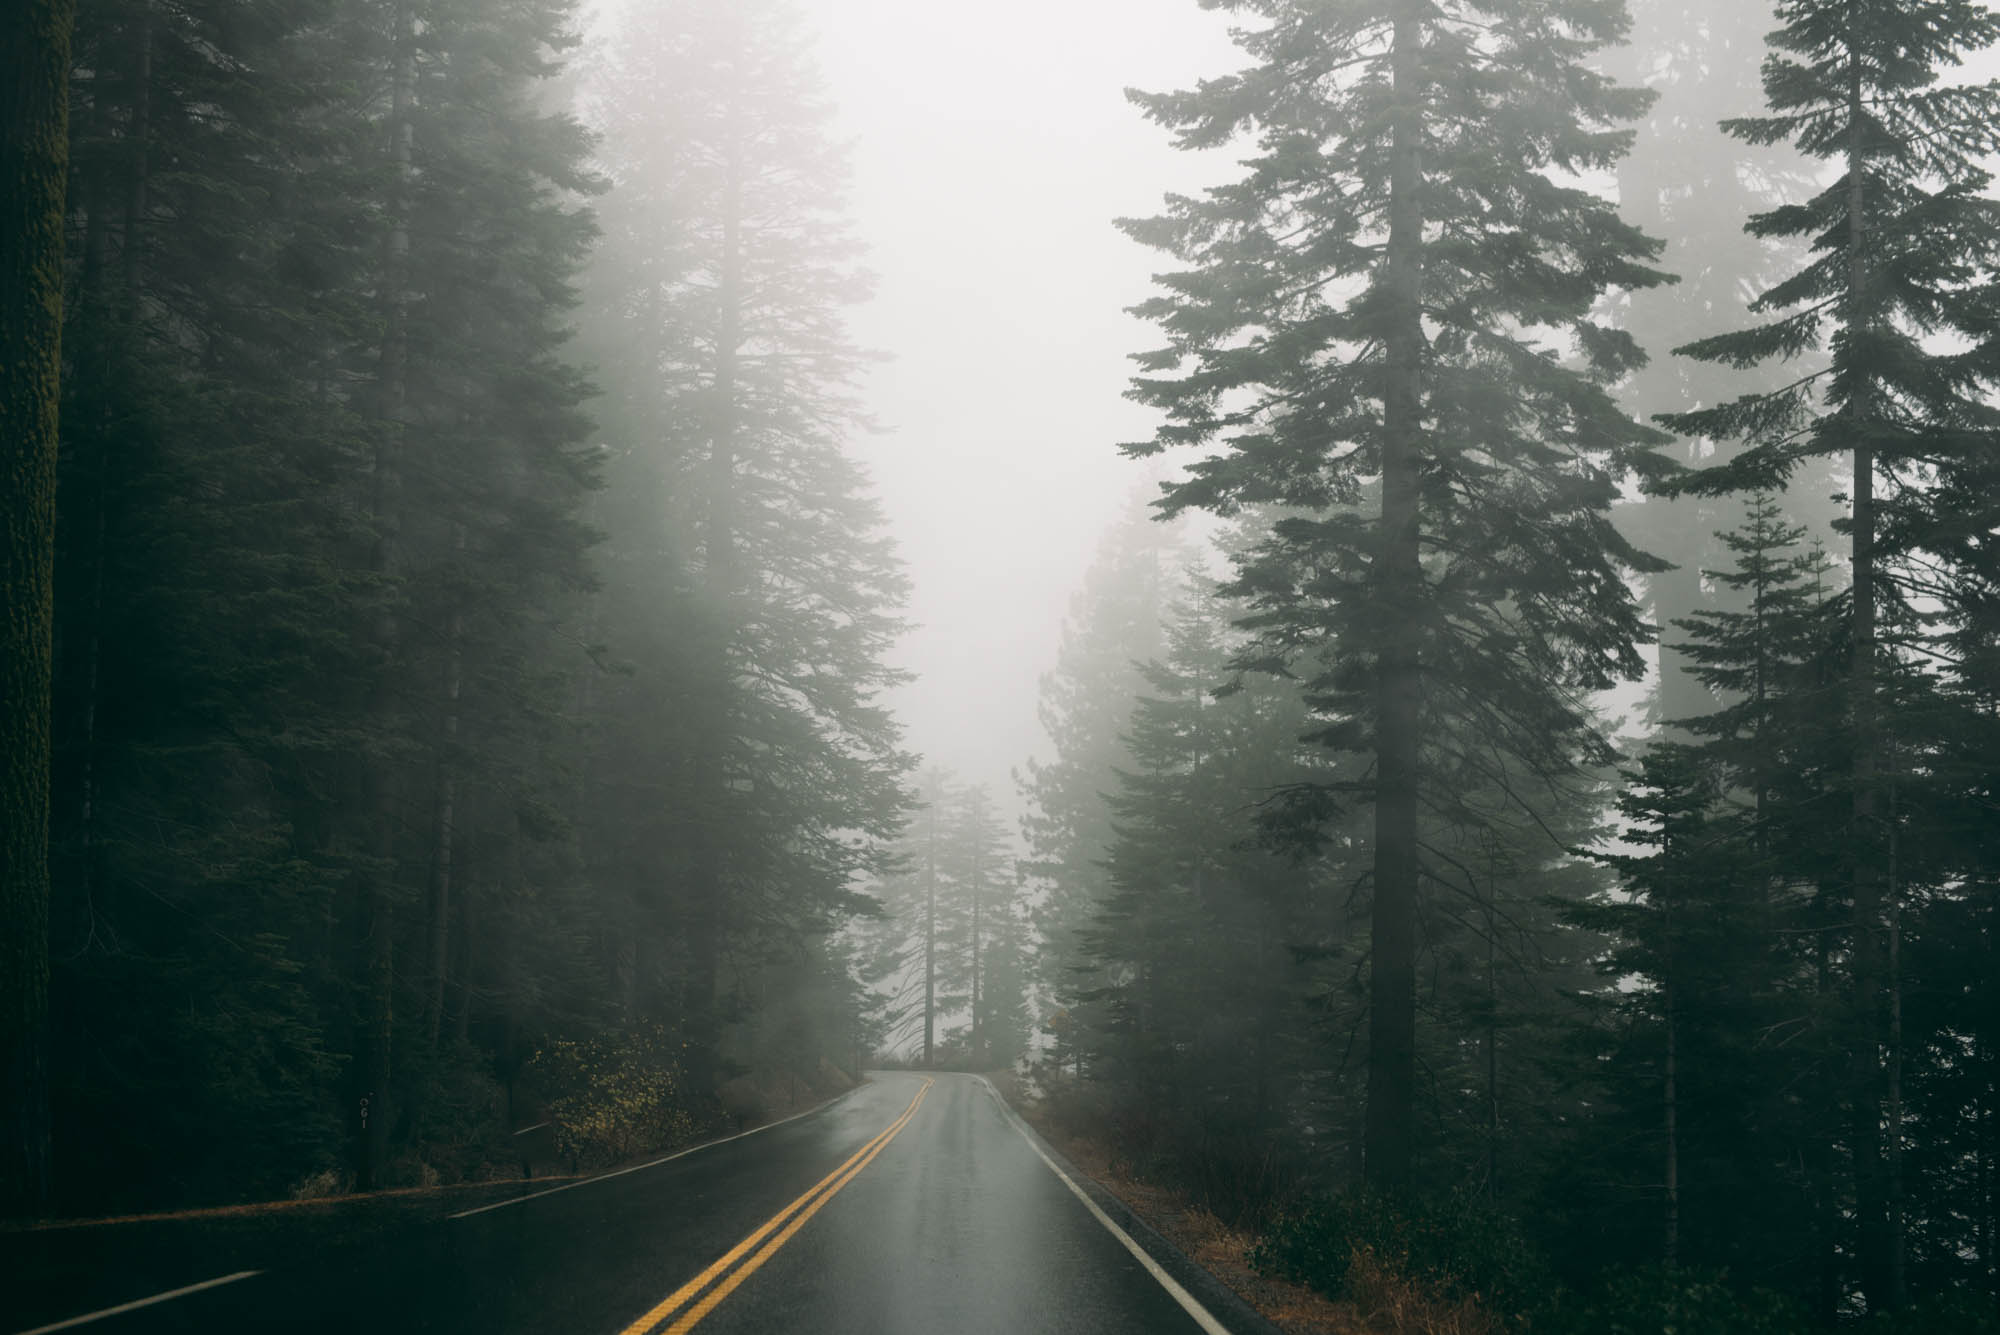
[1252,1188,1552,1322]
[1250,1189,2000,1334]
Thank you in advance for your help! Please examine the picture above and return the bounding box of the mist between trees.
[4,0,2000,1327]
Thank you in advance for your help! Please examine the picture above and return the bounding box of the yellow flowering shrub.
[527,1026,700,1168]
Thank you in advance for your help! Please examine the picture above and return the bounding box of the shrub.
[1343,1244,1505,1335]
[403,1038,508,1184]
[526,1026,700,1169]
[1536,1265,1807,1335]
[1035,1068,1121,1146]
[288,1166,344,1200]
[1861,1291,2000,1335]
[1250,1187,1555,1318]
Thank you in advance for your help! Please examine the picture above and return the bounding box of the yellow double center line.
[619,1077,934,1335]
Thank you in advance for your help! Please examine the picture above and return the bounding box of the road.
[15,1073,1265,1335]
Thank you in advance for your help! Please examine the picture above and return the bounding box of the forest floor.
[986,1070,1370,1335]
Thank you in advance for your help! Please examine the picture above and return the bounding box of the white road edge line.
[977,1077,1236,1335]
[13,1270,261,1335]
[449,1084,859,1220]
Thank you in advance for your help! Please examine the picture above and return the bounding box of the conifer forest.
[7,0,2000,1330]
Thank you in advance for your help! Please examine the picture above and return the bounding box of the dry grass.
[994,1075,1508,1335]
[999,1087,1362,1335]
[1343,1247,1502,1335]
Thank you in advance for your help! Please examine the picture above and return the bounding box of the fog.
[806,0,1235,798]
[17,0,2000,1321]
[797,4,2000,799]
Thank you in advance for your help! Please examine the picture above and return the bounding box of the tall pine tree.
[579,0,911,1086]
[1602,0,1832,728]
[1020,491,1180,1034]
[1657,0,2000,1305]
[1122,0,1670,1188]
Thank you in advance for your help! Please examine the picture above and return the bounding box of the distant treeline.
[1020,0,2000,1325]
[5,0,907,1214]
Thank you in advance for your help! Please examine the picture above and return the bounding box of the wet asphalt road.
[20,1073,1239,1335]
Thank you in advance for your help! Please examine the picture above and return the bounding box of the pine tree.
[1019,492,1178,1046]
[1656,0,2000,1304]
[1574,746,1766,1271]
[912,767,949,1067]
[1559,497,2000,1310]
[37,0,611,1208]
[1603,0,1833,727]
[579,0,910,1083]
[8,0,924,1215]
[371,0,606,1184]
[1082,569,1339,1212]
[1417,745,1613,1210]
[862,772,1027,1070]
[1563,504,1845,1293]
[1673,494,1837,815]
[1921,550,2000,1294]
[941,784,1016,1069]
[48,0,375,1208]
[971,880,1034,1071]
[1123,0,1670,1188]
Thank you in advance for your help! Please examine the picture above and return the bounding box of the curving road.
[16,1073,1269,1335]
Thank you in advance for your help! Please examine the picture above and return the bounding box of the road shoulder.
[976,1075,1300,1335]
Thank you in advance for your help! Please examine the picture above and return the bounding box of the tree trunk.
[423,740,457,1052]
[1485,892,1499,1199]
[357,877,395,1192]
[451,806,475,1045]
[64,78,115,973]
[61,0,150,987]
[923,798,937,1068]
[425,527,465,1051]
[1254,911,1275,1132]
[684,743,720,1081]
[357,0,416,1193]
[1983,898,1997,1297]
[1985,1057,1997,1297]
[1363,0,1425,1192]
[1843,45,1901,1312]
[120,2,151,305]
[971,840,983,1067]
[686,97,746,1081]
[1664,946,1680,1265]
[0,0,75,1220]
[1885,777,1905,1296]
[1814,885,1840,1324]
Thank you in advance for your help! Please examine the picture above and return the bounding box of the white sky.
[802,0,1238,803]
